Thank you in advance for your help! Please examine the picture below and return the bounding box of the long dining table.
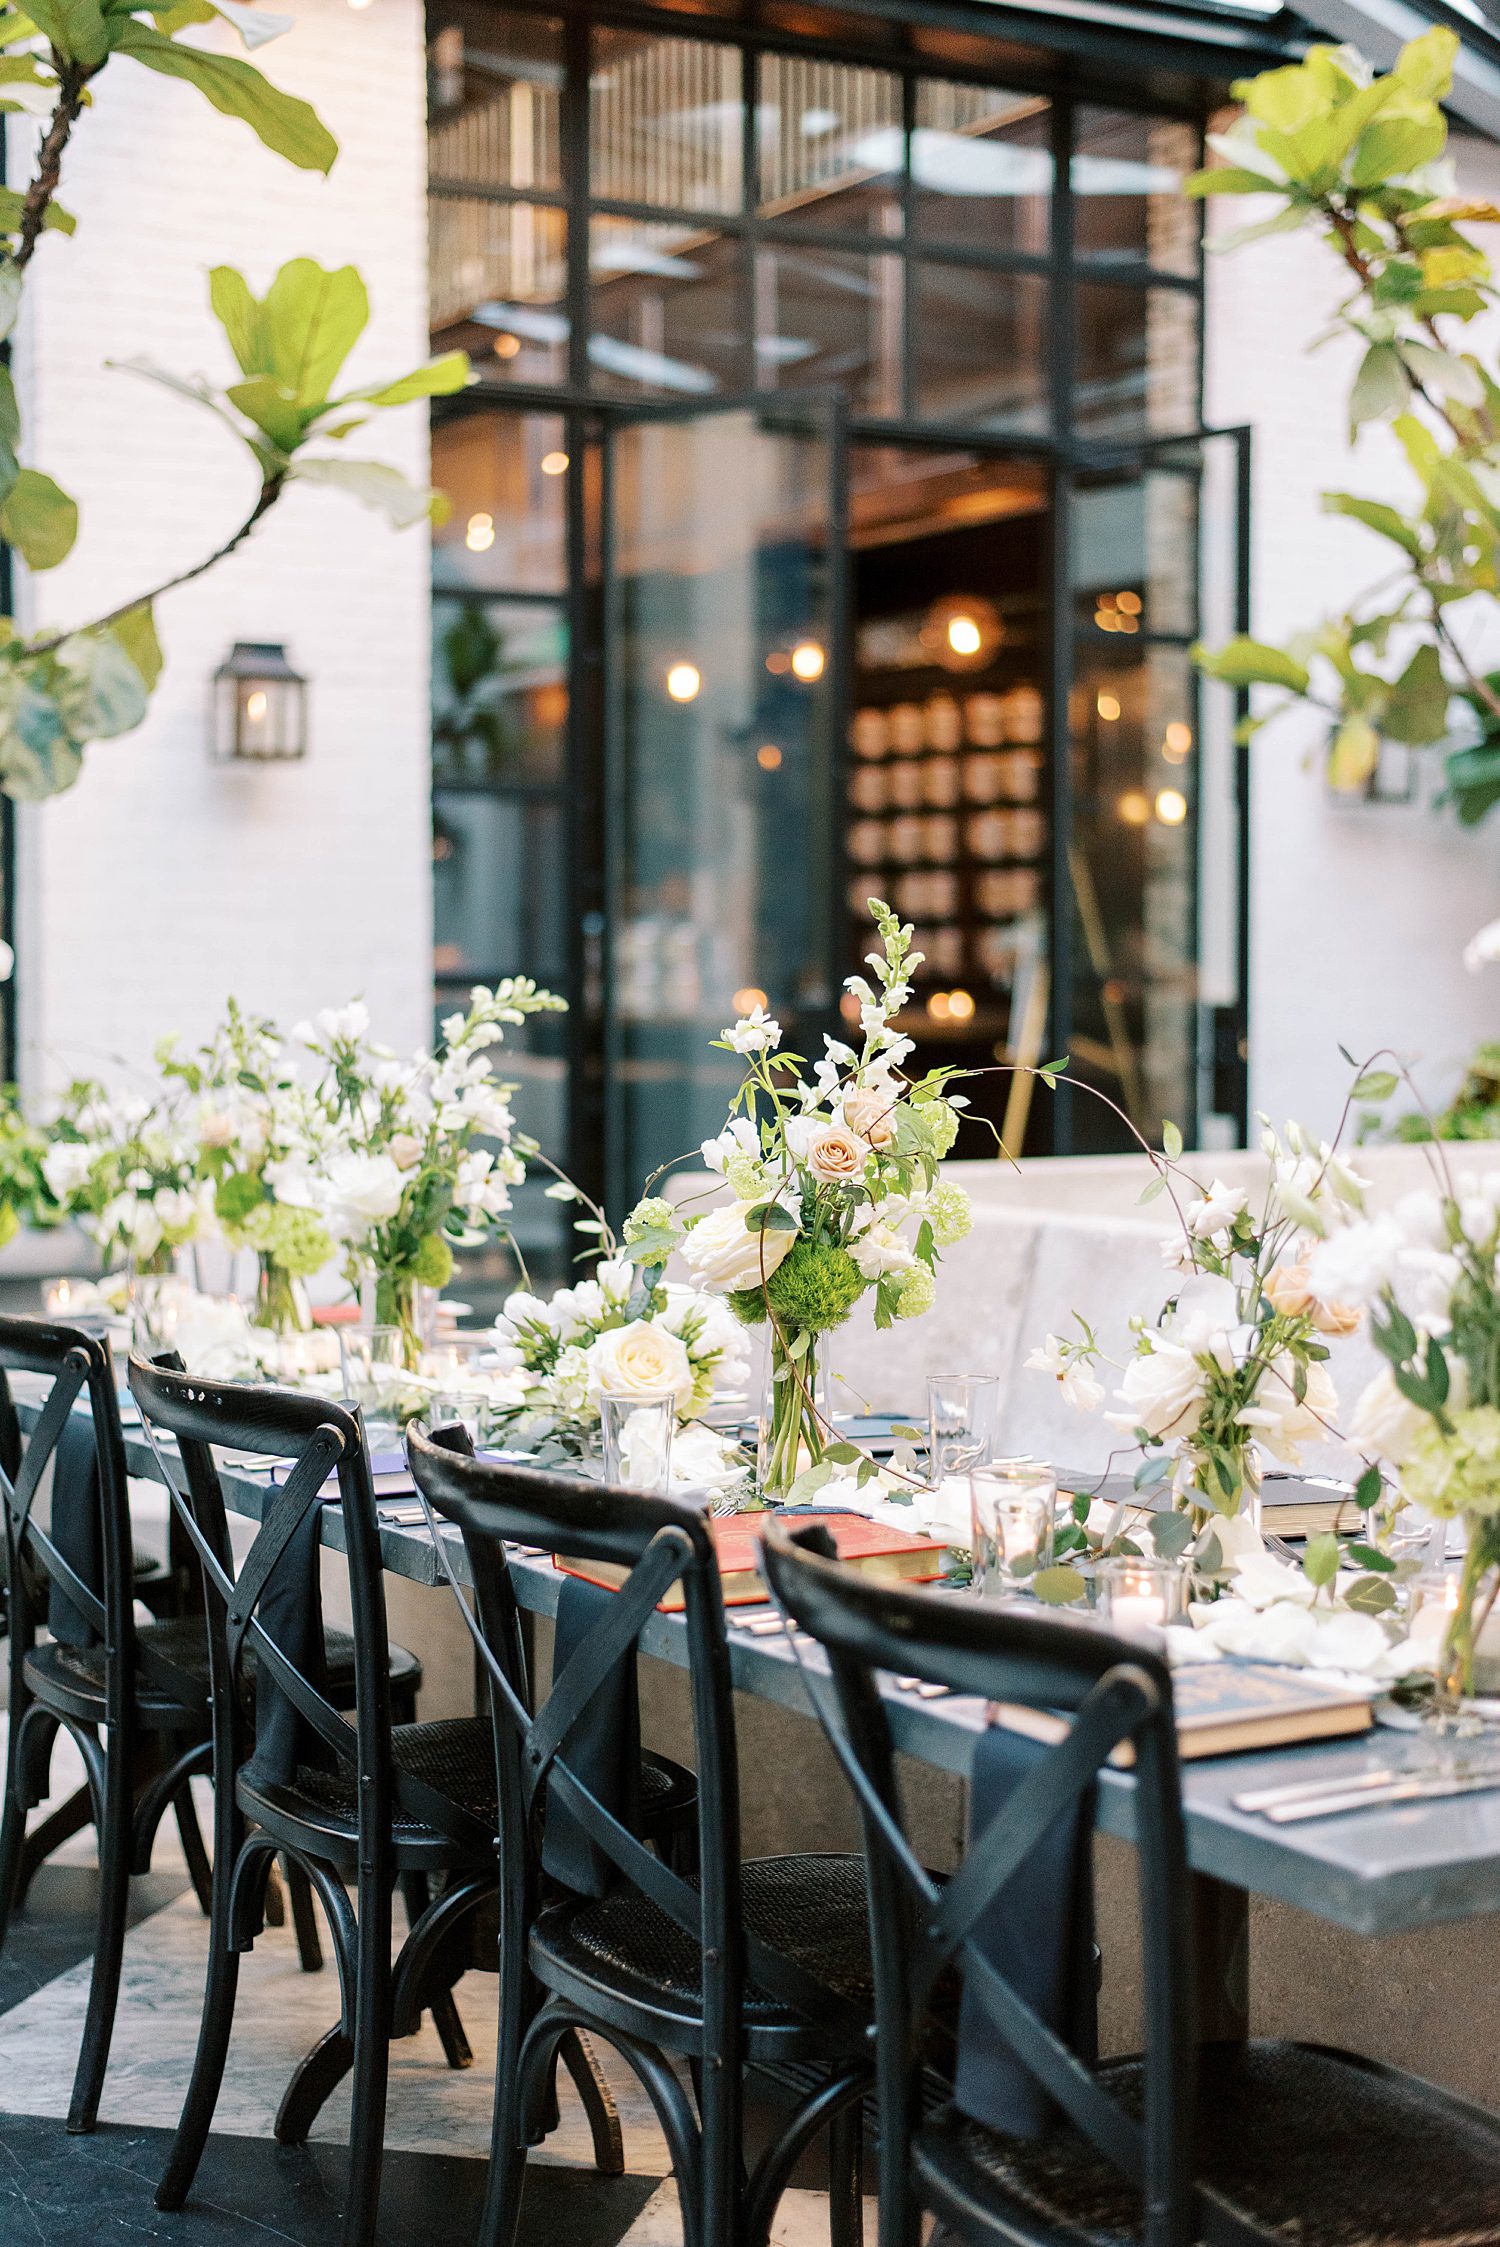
[54,1392,1500,2045]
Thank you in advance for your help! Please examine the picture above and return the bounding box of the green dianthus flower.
[408,1232,456,1291]
[762,1239,866,1333]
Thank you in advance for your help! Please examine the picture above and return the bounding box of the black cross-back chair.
[129,1355,503,2247]
[0,1318,218,2134]
[407,1426,876,2247]
[762,1521,1500,2247]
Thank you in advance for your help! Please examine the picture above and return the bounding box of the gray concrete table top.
[91,1400,1500,1941]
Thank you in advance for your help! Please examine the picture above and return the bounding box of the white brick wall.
[1206,127,1500,1130]
[8,0,432,1096]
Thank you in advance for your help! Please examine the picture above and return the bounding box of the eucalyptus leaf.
[0,468,76,569]
[1150,1510,1193,1559]
[1344,1574,1398,1615]
[1032,1565,1087,1606]
[1303,1531,1341,1588]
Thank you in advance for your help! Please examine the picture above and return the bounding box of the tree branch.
[12,60,94,273]
[26,472,286,657]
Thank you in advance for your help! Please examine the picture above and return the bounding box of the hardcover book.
[556,1511,950,1612]
[990,1658,1374,1764]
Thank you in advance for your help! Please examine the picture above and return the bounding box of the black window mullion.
[1047,90,1075,1156]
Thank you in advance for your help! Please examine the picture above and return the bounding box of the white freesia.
[722,1006,781,1056]
[1026,1335,1105,1413]
[680,1200,798,1293]
[1187,1178,1248,1241]
[700,1118,762,1175]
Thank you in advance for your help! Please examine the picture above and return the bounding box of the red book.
[556,1512,949,1611]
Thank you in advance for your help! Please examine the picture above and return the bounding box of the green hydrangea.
[261,1204,334,1280]
[928,1180,972,1247]
[1401,1406,1500,1517]
[763,1239,866,1332]
[624,1196,675,1244]
[895,1265,935,1320]
[725,1154,765,1200]
[216,1171,265,1231]
[915,1101,960,1158]
[408,1232,456,1290]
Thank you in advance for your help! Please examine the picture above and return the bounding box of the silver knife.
[1265,1768,1500,1823]
[1233,1766,1400,1813]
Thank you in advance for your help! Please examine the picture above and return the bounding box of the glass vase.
[1437,1517,1500,1709]
[1180,1441,1262,1538]
[756,1322,835,1504]
[254,1256,311,1338]
[374,1273,426,1371]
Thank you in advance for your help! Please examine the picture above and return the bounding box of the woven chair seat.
[918,2040,1500,2247]
[25,1615,422,1722]
[537,1851,873,2022]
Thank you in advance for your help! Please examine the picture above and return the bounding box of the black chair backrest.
[126,1355,489,1859]
[407,1429,868,2053]
[0,1317,133,1685]
[761,1522,1204,2247]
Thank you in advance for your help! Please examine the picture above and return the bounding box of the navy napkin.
[47,1409,105,1649]
[541,1572,642,1898]
[243,1496,331,1789]
[954,1722,1098,2138]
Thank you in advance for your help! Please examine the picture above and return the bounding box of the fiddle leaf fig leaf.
[110,19,337,174]
[0,469,77,569]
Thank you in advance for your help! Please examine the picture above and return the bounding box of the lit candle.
[1110,1586,1168,1635]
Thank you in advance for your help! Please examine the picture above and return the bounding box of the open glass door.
[601,400,845,1209]
[1058,425,1249,1154]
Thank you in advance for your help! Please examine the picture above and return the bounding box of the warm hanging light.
[212,643,307,763]
[790,640,826,682]
[922,595,1001,672]
[666,662,702,702]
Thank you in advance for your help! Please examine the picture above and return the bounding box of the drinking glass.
[339,1324,407,1435]
[926,1374,1000,1485]
[970,1459,1056,1598]
[601,1390,676,1494]
[1094,1554,1188,1639]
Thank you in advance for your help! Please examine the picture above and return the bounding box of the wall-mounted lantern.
[212,642,307,763]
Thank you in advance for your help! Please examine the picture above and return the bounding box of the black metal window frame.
[430,0,1238,1190]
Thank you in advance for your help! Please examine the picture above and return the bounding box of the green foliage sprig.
[0,0,470,799]
[1190,27,1500,819]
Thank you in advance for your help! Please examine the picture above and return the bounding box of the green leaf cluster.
[1188,27,1500,819]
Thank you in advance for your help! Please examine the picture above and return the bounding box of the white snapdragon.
[723,1006,781,1056]
[1025,1334,1104,1413]
[1186,1178,1249,1241]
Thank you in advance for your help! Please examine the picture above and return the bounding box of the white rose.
[1306,1217,1403,1309]
[680,1200,798,1293]
[1464,915,1500,973]
[1236,1353,1338,1467]
[43,1143,93,1200]
[1108,1338,1207,1444]
[1347,1366,1425,1469]
[586,1319,695,1412]
[197,1109,236,1151]
[319,1150,406,1237]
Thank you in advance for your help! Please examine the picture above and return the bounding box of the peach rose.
[842,1083,899,1149]
[1264,1260,1361,1337]
[389,1131,424,1172]
[807,1125,867,1185]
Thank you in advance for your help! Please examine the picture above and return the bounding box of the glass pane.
[588,218,747,395]
[755,52,902,234]
[1072,454,1199,641]
[1067,642,1197,1149]
[432,597,567,787]
[429,198,568,381]
[428,13,564,193]
[911,265,1047,433]
[607,409,836,1201]
[1074,281,1199,440]
[1073,108,1199,277]
[848,444,1050,1150]
[432,412,568,594]
[753,243,901,413]
[590,30,743,213]
[912,81,1050,253]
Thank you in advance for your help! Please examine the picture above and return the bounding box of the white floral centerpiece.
[486,1207,749,1491]
[42,1078,213,1275]
[619,899,974,1501]
[1030,1117,1363,1572]
[281,982,566,1366]
[1302,1061,1500,1700]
